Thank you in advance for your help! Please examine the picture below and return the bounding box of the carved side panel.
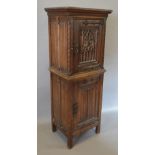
[60,79,71,130]
[52,74,72,131]
[50,17,58,68]
[52,74,61,127]
[50,16,71,74]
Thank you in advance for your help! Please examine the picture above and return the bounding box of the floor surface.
[37,111,118,155]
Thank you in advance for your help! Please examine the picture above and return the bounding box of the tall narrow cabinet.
[45,7,112,148]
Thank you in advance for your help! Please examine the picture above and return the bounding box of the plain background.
[1,0,155,155]
[37,0,118,121]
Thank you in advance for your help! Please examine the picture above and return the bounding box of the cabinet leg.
[96,124,100,134]
[52,122,57,132]
[67,136,73,149]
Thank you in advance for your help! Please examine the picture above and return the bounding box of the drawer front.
[72,17,106,73]
[72,75,103,129]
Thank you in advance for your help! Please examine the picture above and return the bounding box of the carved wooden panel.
[80,28,97,62]
[49,16,71,74]
[72,18,105,73]
[52,74,72,131]
[52,74,61,127]
[73,77,100,129]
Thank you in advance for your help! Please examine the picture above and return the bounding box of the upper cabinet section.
[45,7,112,75]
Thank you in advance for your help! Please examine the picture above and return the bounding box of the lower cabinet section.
[51,73,103,148]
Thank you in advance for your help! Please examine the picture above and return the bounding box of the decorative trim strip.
[49,67,105,81]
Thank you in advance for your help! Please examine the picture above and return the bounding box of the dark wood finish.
[45,7,112,148]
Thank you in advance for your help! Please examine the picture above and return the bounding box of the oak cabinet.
[45,7,112,148]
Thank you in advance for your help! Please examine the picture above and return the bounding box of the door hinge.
[71,43,79,54]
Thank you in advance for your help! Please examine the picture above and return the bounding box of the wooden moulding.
[49,67,105,81]
[45,7,112,16]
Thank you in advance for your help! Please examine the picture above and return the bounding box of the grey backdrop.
[37,0,118,121]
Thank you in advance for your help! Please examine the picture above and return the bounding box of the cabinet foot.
[95,125,100,134]
[52,123,57,132]
[67,136,73,149]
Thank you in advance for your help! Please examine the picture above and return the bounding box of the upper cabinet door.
[72,17,106,73]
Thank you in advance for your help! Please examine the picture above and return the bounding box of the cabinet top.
[45,7,112,16]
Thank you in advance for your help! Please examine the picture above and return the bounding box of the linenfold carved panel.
[73,77,99,128]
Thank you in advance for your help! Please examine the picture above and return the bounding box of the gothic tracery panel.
[80,28,98,63]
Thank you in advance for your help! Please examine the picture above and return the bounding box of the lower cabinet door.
[73,75,103,129]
